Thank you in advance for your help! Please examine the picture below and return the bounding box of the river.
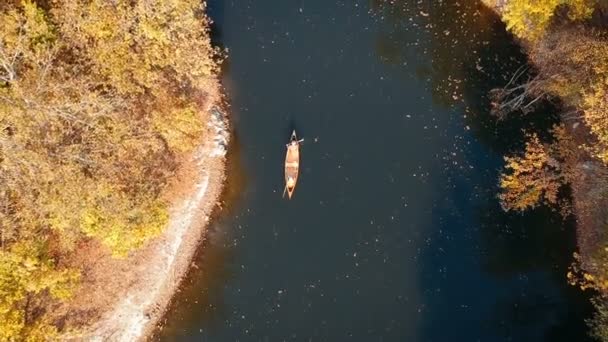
[158,0,592,341]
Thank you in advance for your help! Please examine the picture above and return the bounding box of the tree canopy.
[0,0,220,338]
[487,0,597,40]
[499,133,565,211]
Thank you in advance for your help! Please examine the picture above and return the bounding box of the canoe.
[284,130,301,199]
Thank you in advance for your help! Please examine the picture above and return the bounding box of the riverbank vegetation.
[0,0,220,339]
[482,0,608,339]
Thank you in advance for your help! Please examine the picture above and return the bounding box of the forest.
[483,0,608,339]
[0,0,219,339]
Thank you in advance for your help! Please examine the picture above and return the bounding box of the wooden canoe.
[284,130,301,199]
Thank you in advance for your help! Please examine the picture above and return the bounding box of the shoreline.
[480,0,605,270]
[71,96,230,341]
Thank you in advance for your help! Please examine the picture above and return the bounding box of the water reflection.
[155,132,247,340]
[372,0,591,340]
[478,205,571,276]
[371,0,559,154]
[156,235,236,340]
[217,133,248,216]
[371,0,499,105]
[476,201,592,340]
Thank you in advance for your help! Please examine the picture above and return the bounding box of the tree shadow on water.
[372,0,559,154]
[207,0,226,49]
[479,204,573,276]
[484,291,593,342]
[477,200,594,341]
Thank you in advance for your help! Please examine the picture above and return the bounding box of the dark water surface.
[158,0,592,341]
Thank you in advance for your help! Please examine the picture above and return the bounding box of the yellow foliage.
[535,29,608,103]
[153,105,204,153]
[0,242,79,341]
[0,0,219,338]
[529,29,608,163]
[81,189,169,258]
[502,0,595,41]
[1,0,216,254]
[569,252,608,292]
[51,0,220,94]
[499,134,563,211]
[582,81,608,162]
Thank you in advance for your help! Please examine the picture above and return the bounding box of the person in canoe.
[284,130,303,199]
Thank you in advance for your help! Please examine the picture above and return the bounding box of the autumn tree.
[499,0,596,41]
[488,0,608,339]
[589,296,608,342]
[499,134,564,211]
[0,0,221,338]
[529,28,608,102]
[583,82,608,162]
[529,29,608,163]
[2,0,220,254]
[569,252,608,341]
[0,242,79,341]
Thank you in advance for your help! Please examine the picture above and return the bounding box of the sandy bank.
[56,96,229,341]
[97,107,228,341]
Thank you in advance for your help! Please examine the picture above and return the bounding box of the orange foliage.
[499,134,564,211]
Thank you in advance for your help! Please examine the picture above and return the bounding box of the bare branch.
[490,68,547,118]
